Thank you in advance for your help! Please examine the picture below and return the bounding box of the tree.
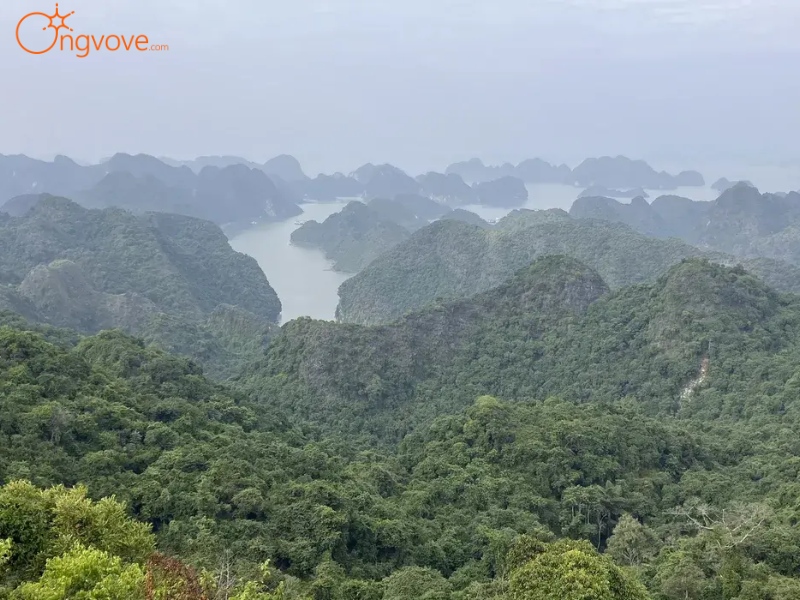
[0,480,154,582]
[382,567,451,600]
[145,552,209,600]
[12,543,146,600]
[655,548,707,600]
[507,539,650,600]
[606,514,658,567]
[669,501,772,551]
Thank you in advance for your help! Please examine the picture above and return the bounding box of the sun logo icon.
[16,3,76,55]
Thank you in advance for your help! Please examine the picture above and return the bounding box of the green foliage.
[335,214,800,325]
[0,196,280,377]
[0,538,11,571]
[0,481,153,584]
[254,257,800,440]
[4,255,800,597]
[605,515,658,568]
[572,185,800,277]
[290,201,412,273]
[507,539,650,600]
[381,566,451,600]
[12,544,146,600]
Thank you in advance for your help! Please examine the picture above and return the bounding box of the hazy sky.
[2,0,799,175]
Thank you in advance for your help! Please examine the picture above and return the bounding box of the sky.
[2,0,799,176]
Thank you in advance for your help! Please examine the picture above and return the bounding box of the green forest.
[335,212,800,325]
[2,252,800,598]
[0,196,280,379]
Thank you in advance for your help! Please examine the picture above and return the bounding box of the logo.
[16,3,169,58]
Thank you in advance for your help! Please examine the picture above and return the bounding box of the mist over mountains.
[0,153,711,236]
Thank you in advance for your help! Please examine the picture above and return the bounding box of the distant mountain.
[265,173,304,207]
[571,195,666,238]
[0,195,280,376]
[288,195,470,272]
[290,201,412,272]
[444,158,517,183]
[515,158,573,184]
[649,195,710,239]
[392,193,451,220]
[472,176,528,207]
[192,164,302,222]
[104,152,197,188]
[571,156,705,190]
[171,155,263,171]
[578,185,649,199]
[161,154,310,181]
[366,197,427,231]
[0,154,103,201]
[711,177,756,192]
[351,163,379,183]
[263,154,308,182]
[0,153,302,232]
[295,173,364,201]
[445,155,704,189]
[416,172,478,205]
[73,163,301,228]
[352,164,422,198]
[335,211,800,325]
[294,163,533,207]
[76,170,193,212]
[699,185,800,261]
[573,183,800,267]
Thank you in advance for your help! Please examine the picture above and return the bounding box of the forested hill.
[246,255,608,440]
[0,195,281,376]
[4,258,800,598]
[336,211,800,325]
[570,184,800,266]
[290,201,412,272]
[242,257,800,443]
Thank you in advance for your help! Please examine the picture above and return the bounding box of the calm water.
[229,201,350,323]
[231,166,800,323]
